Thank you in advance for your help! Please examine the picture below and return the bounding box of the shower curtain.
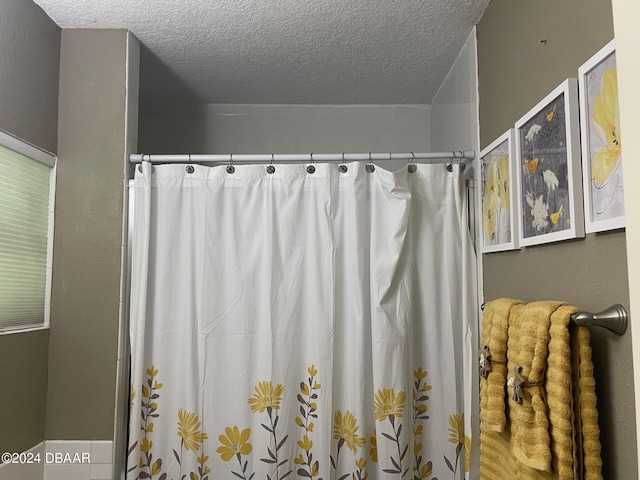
[127,161,478,480]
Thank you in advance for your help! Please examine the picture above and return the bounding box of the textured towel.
[479,299,604,480]
[508,301,566,471]
[575,326,603,480]
[479,298,523,432]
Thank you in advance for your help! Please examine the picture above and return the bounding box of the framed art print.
[515,79,584,246]
[578,39,625,233]
[479,129,518,252]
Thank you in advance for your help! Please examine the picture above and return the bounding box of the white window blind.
[0,142,54,331]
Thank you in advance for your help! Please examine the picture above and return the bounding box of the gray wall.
[139,104,431,160]
[0,0,60,455]
[47,29,131,440]
[477,0,637,477]
[0,0,60,153]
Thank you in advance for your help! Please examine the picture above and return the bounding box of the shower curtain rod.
[129,151,475,165]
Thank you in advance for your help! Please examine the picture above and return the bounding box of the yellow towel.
[479,298,523,432]
[575,326,603,480]
[479,299,603,480]
[508,301,566,472]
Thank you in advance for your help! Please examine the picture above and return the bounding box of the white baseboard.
[0,440,113,480]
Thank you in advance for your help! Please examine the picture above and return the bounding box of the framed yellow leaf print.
[479,129,519,252]
[578,39,625,233]
[514,79,585,246]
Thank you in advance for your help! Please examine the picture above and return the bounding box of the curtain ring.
[408,152,417,173]
[307,153,315,174]
[227,153,235,174]
[366,153,375,172]
[446,151,457,172]
[339,153,348,173]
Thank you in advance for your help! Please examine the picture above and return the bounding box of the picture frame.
[578,39,625,233]
[514,79,584,246]
[479,129,519,252]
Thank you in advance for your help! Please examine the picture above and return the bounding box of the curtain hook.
[458,150,466,171]
[408,153,417,173]
[339,153,348,173]
[227,153,235,174]
[266,154,276,174]
[307,153,315,174]
[366,153,375,173]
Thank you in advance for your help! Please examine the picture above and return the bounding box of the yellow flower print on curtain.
[412,368,435,480]
[195,453,212,480]
[333,411,366,453]
[173,409,209,480]
[129,365,166,480]
[331,410,367,480]
[248,381,292,480]
[248,381,285,413]
[374,388,408,476]
[592,68,622,187]
[130,385,137,412]
[443,413,471,477]
[374,388,405,421]
[369,432,378,463]
[217,426,254,480]
[177,409,209,452]
[294,365,322,479]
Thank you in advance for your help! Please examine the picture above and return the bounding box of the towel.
[508,301,567,472]
[479,298,523,432]
[574,325,603,480]
[479,299,603,480]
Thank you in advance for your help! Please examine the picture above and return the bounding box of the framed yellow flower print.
[515,79,584,246]
[479,129,519,252]
[578,40,625,233]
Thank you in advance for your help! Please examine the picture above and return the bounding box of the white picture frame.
[578,39,625,233]
[515,79,584,246]
[479,129,519,252]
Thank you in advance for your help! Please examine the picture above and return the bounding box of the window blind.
[0,143,52,331]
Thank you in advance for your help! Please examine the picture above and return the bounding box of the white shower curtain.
[127,161,478,480]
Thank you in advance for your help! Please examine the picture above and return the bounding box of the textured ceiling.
[33,0,489,104]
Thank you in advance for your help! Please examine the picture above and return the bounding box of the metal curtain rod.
[129,151,476,165]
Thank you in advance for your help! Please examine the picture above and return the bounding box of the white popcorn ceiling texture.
[34,0,489,104]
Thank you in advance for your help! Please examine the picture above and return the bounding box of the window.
[0,131,56,333]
